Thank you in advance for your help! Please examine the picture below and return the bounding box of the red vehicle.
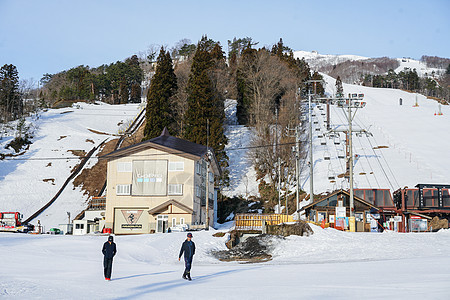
[0,212,33,233]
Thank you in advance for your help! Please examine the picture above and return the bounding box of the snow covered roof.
[147,199,194,215]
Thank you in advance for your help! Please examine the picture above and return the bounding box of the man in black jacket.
[102,235,117,281]
[178,232,195,280]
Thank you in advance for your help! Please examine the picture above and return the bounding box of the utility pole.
[275,108,282,214]
[308,92,314,204]
[295,126,300,212]
[347,100,354,218]
[205,119,210,230]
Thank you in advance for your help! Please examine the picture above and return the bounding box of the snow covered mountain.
[294,50,447,78]
[293,50,367,70]
[0,102,142,229]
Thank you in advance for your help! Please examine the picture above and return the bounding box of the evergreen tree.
[335,76,344,98]
[184,37,228,174]
[119,77,128,104]
[143,47,177,140]
[0,64,22,122]
[130,82,141,103]
[310,71,325,96]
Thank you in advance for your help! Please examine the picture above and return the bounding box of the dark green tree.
[130,82,141,103]
[119,77,128,104]
[0,64,22,122]
[184,37,228,173]
[143,47,177,140]
[335,76,344,97]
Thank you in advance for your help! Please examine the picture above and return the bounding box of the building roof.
[301,189,379,211]
[147,199,194,215]
[103,128,221,175]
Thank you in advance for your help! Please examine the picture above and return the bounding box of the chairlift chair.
[320,137,326,145]
[324,151,331,160]
[337,149,345,159]
[327,170,335,180]
[334,136,341,145]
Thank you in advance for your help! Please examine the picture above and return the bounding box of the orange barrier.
[235,214,294,231]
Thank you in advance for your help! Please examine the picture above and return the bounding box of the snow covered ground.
[300,73,450,199]
[223,99,259,199]
[0,102,142,229]
[395,58,445,77]
[1,225,449,299]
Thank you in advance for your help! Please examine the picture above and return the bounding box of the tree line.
[40,55,144,104]
[362,67,450,101]
[143,36,323,213]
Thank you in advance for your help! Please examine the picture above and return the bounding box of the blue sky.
[0,0,448,82]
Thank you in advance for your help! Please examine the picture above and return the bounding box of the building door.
[157,215,169,233]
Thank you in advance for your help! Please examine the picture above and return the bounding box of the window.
[172,218,176,227]
[116,184,131,195]
[168,184,183,195]
[168,161,184,171]
[117,162,132,172]
[195,186,201,197]
[209,192,213,200]
[180,218,185,225]
[75,224,84,229]
[209,172,214,183]
[196,161,201,174]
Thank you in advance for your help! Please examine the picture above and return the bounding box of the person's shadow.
[114,266,262,299]
[112,271,175,281]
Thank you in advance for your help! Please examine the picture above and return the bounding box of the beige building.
[104,128,221,234]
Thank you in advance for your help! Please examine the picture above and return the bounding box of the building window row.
[116,183,183,196]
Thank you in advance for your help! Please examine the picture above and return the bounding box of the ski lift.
[334,136,341,145]
[312,113,316,117]
[320,137,326,145]
[327,164,335,180]
[321,112,326,116]
[337,149,345,159]
[324,151,331,160]
[315,127,320,131]
[313,120,318,124]
[318,134,323,138]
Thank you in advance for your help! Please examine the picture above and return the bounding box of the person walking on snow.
[179,232,195,280]
[102,235,117,281]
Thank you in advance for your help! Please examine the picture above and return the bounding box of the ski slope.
[300,74,450,199]
[395,58,445,77]
[0,102,142,229]
[223,99,259,199]
[1,225,449,299]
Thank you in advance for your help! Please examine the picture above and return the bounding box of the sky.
[0,0,448,83]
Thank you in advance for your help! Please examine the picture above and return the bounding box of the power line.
[1,141,306,162]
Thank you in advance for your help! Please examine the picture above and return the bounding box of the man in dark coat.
[102,235,117,281]
[178,232,195,280]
